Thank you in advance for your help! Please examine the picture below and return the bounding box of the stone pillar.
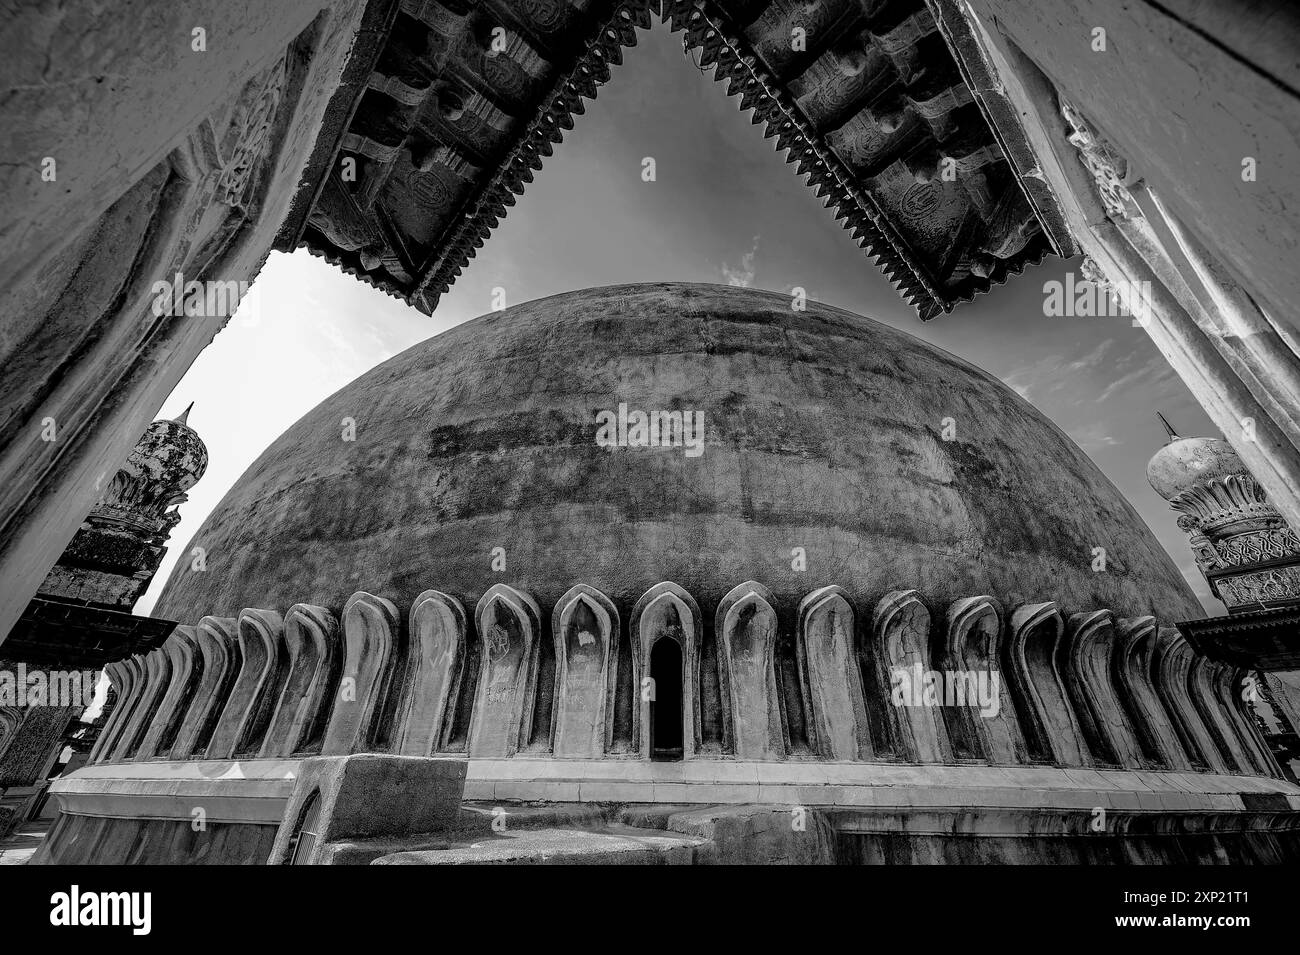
[931,0,1300,532]
[0,1,370,643]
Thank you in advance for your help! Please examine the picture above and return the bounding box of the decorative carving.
[1170,472,1290,533]
[215,57,287,209]
[520,0,565,31]
[1215,565,1300,609]
[1151,432,1300,609]
[1061,97,1139,219]
[900,181,941,219]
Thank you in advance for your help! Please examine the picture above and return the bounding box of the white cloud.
[1095,352,1176,403]
[721,235,760,287]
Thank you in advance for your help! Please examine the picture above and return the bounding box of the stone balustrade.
[87,582,1280,778]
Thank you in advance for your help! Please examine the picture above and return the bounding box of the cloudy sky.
[136,24,1221,616]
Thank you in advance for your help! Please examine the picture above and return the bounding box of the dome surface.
[156,283,1200,622]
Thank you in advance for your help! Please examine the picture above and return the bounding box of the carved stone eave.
[2,596,177,669]
[284,0,1056,318]
[274,0,406,255]
[923,1,1076,256]
[282,0,657,315]
[1179,606,1300,671]
[666,0,1057,319]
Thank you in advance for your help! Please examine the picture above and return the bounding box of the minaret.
[37,408,208,610]
[0,409,208,829]
[1146,415,1300,613]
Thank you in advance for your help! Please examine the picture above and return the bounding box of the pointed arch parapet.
[261,604,341,759]
[551,584,619,759]
[1005,601,1087,766]
[322,593,401,756]
[110,648,172,762]
[206,609,286,760]
[715,581,783,759]
[89,659,136,764]
[797,586,869,760]
[134,627,202,761]
[107,582,1284,785]
[1152,627,1224,772]
[1062,609,1145,768]
[469,584,543,759]
[1114,616,1190,770]
[872,589,950,763]
[1224,665,1283,779]
[633,581,700,759]
[170,616,240,761]
[942,596,1025,763]
[397,590,467,758]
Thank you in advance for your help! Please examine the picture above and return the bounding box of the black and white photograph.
[0,0,1297,935]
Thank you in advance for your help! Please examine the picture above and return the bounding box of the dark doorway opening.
[650,637,684,761]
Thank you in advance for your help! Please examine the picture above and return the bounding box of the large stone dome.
[155,283,1200,623]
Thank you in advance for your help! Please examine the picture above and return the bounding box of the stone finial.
[1156,411,1179,443]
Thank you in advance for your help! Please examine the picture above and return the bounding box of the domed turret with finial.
[1147,413,1300,612]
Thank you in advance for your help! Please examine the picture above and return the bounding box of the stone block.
[267,755,466,865]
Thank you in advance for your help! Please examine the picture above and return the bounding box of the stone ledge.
[49,757,1300,824]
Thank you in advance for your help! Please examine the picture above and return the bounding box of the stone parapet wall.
[83,581,1279,779]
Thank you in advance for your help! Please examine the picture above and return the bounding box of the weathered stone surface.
[268,754,466,864]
